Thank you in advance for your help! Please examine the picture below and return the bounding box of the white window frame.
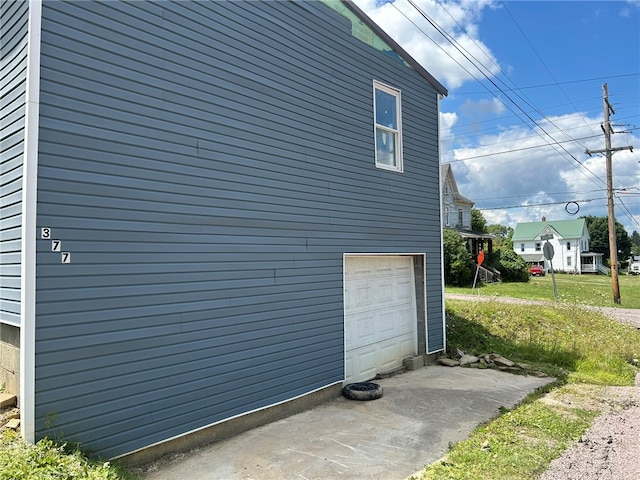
[373,81,403,172]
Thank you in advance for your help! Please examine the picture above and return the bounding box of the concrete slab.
[142,366,554,480]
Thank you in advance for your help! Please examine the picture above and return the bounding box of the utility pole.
[586,83,634,304]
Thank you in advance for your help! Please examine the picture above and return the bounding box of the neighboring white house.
[512,218,604,274]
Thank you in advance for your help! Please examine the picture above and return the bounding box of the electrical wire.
[455,73,640,95]
[477,197,606,210]
[445,134,603,163]
[399,0,607,188]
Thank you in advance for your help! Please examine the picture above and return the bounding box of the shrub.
[443,229,474,286]
[497,247,529,282]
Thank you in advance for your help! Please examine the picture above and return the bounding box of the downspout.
[437,93,446,354]
[20,0,42,444]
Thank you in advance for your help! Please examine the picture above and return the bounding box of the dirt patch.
[541,383,638,413]
[538,376,640,480]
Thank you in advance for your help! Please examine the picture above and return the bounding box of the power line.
[477,198,605,210]
[445,133,603,163]
[455,72,640,95]
[397,0,607,188]
[474,187,634,202]
[500,1,600,140]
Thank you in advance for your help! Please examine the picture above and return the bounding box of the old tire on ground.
[342,382,383,401]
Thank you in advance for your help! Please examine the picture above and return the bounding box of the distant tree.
[486,224,513,249]
[443,229,474,286]
[471,208,487,233]
[583,216,632,266]
[631,230,640,256]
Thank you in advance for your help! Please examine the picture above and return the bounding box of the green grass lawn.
[447,273,640,309]
[415,297,640,480]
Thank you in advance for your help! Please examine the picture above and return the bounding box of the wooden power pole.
[586,83,634,304]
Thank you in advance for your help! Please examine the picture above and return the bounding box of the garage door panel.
[378,340,398,372]
[345,256,418,383]
[375,281,394,304]
[397,278,413,300]
[376,309,396,337]
[345,346,377,384]
[394,306,415,331]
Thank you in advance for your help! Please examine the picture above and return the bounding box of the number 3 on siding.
[41,227,51,239]
[61,252,71,264]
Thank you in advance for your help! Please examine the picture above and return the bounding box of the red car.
[529,265,545,276]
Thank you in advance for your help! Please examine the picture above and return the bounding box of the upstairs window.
[567,242,571,250]
[535,243,541,251]
[520,243,525,252]
[374,81,402,172]
[458,208,464,227]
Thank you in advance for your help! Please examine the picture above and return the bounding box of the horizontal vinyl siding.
[0,0,28,327]
[35,0,444,457]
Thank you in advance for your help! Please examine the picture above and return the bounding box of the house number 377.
[41,228,71,263]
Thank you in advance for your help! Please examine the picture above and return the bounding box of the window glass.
[374,81,402,171]
[375,89,397,129]
[375,129,396,166]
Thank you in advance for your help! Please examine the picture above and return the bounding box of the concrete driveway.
[141,366,553,480]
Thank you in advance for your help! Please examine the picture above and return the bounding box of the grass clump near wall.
[446,300,640,385]
[0,429,138,480]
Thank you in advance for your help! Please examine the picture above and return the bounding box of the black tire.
[342,382,383,401]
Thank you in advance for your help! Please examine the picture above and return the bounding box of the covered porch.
[455,228,495,264]
[581,252,605,274]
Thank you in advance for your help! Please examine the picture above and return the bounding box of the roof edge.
[341,0,448,96]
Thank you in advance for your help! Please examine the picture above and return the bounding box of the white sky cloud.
[449,113,639,232]
[354,0,501,89]
[354,0,640,235]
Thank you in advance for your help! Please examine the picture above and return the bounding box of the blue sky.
[353,0,640,236]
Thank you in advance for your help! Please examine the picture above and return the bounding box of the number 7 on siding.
[61,252,71,264]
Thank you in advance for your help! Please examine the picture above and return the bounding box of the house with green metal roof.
[512,218,604,274]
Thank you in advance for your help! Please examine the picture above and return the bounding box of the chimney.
[542,216,546,222]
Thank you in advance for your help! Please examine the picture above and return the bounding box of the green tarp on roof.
[512,218,587,241]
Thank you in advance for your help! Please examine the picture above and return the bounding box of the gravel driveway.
[446,293,640,479]
[539,376,640,480]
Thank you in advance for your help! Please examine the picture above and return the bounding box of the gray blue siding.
[0,0,28,328]
[34,0,444,457]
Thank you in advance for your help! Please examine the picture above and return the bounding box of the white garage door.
[344,255,418,383]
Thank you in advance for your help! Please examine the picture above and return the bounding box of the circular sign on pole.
[543,241,554,260]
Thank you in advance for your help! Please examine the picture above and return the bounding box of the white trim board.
[20,0,42,444]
